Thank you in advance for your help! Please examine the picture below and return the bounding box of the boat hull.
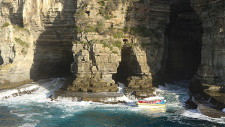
[136,103,166,107]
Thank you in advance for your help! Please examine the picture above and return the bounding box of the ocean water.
[0,79,225,127]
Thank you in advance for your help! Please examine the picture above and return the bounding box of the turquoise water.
[0,79,225,127]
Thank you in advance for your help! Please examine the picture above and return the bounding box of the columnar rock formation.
[68,44,121,92]
[123,0,170,74]
[66,0,171,97]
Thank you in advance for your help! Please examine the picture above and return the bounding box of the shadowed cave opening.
[164,0,202,80]
[113,46,142,86]
[30,1,76,80]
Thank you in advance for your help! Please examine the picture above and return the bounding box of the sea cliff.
[0,0,225,115]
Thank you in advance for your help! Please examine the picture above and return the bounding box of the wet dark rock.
[53,89,124,103]
[185,99,198,109]
[124,87,155,99]
[0,79,33,90]
[193,94,225,118]
[203,90,225,109]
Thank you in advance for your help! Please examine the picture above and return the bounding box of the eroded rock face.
[164,0,202,80]
[28,0,76,79]
[189,0,225,108]
[1,0,224,103]
[64,0,171,96]
[191,0,225,86]
[115,46,153,97]
[123,0,170,91]
[0,24,34,85]
[68,44,121,92]
[0,0,76,84]
[67,0,169,95]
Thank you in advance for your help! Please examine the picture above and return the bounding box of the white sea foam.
[18,123,37,127]
[3,78,65,102]
[1,79,225,125]
[223,108,225,113]
[117,82,125,94]
[11,111,40,127]
[182,109,225,124]
[158,81,225,124]
[0,89,18,98]
[0,83,40,100]
[50,81,215,125]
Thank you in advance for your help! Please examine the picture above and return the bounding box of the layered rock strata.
[190,0,225,107]
[68,44,121,92]
[1,0,224,107]
[29,0,76,79]
[165,0,202,80]
[66,0,171,97]
[191,0,225,84]
[122,0,170,96]
[0,0,76,84]
[0,24,34,85]
[122,0,170,86]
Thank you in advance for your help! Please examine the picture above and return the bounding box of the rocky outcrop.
[1,0,224,107]
[0,0,171,95]
[52,89,125,103]
[115,46,154,97]
[68,44,121,92]
[189,0,225,109]
[121,0,171,86]
[191,0,225,84]
[0,24,34,85]
[0,82,39,100]
[66,0,171,97]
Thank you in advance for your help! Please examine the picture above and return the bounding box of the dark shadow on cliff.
[122,0,171,87]
[0,50,3,65]
[30,1,77,80]
[1,0,24,27]
[122,0,203,87]
[163,0,202,82]
[113,46,142,86]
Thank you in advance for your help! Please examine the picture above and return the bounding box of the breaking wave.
[0,79,224,126]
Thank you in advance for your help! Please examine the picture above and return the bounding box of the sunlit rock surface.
[0,0,225,109]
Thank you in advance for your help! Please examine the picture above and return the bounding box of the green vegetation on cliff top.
[73,39,122,50]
